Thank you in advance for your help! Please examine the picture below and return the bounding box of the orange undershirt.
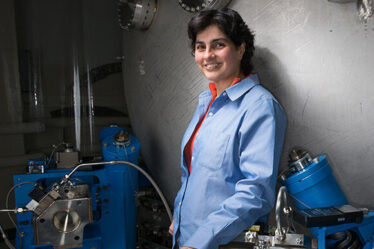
[183,76,249,174]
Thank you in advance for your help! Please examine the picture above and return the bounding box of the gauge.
[178,0,232,13]
[118,0,157,31]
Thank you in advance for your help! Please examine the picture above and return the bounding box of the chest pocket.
[196,129,231,170]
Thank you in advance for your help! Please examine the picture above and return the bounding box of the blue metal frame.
[14,166,137,249]
[282,154,374,249]
[309,212,374,249]
[13,127,140,249]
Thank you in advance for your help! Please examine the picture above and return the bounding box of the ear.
[238,42,245,59]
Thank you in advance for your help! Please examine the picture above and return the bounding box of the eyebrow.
[195,38,229,44]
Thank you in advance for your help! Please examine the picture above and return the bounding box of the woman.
[170,8,287,249]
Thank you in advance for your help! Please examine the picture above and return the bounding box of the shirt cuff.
[183,226,219,249]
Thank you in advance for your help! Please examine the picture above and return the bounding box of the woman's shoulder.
[241,76,279,105]
[246,84,276,102]
[241,81,286,122]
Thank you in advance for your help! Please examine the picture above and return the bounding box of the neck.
[214,73,244,96]
[215,81,231,97]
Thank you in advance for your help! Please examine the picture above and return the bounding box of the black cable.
[336,230,353,249]
[328,230,363,249]
[326,231,346,240]
[347,232,363,249]
[348,239,361,249]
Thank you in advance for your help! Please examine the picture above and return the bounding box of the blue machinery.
[5,129,374,249]
[241,149,374,249]
[12,127,141,249]
[280,149,374,249]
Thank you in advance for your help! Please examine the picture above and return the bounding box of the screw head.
[296,238,303,245]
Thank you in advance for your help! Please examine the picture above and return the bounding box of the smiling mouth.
[204,63,221,70]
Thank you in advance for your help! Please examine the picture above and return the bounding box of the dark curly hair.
[187,8,255,75]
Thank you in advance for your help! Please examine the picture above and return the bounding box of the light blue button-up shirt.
[172,74,287,249]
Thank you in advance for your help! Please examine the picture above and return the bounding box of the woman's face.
[194,25,244,85]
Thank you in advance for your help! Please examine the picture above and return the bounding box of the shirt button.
[179,202,182,206]
[223,92,227,96]
[209,112,213,116]
[191,156,194,160]
[196,132,199,136]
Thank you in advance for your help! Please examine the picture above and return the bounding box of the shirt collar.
[225,74,260,101]
[199,74,260,101]
[208,76,243,99]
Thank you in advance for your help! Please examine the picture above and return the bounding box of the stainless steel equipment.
[118,0,157,30]
[26,184,93,249]
[235,149,374,249]
[178,0,232,13]
[236,186,311,249]
[55,143,79,169]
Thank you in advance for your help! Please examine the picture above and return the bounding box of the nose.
[203,46,215,60]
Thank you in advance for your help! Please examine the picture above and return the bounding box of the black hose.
[327,230,363,249]
[348,239,361,249]
[326,231,346,240]
[347,232,362,249]
[336,231,353,249]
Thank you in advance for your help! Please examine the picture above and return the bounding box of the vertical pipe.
[73,56,81,152]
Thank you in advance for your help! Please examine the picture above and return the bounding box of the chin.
[203,72,222,82]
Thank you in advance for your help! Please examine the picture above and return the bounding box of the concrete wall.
[123,0,374,208]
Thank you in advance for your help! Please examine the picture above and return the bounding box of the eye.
[195,44,205,52]
[214,42,225,49]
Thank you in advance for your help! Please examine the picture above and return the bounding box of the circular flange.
[53,210,81,233]
[118,0,157,31]
[178,0,232,13]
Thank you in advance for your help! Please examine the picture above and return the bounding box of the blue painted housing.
[13,127,140,249]
[281,154,374,249]
[100,127,140,249]
[281,155,348,209]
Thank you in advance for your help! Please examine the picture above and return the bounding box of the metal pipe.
[0,223,16,249]
[58,160,173,222]
[6,181,39,249]
[275,186,289,241]
[0,208,28,213]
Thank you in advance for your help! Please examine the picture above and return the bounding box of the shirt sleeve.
[184,97,287,249]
